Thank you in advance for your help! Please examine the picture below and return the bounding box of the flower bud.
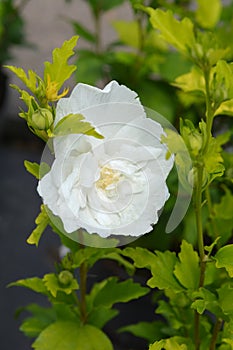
[58,270,73,286]
[188,167,208,188]
[30,108,53,130]
[189,132,203,156]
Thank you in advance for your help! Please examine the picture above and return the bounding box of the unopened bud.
[58,270,73,286]
[31,108,53,130]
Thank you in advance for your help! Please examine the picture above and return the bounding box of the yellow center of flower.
[96,166,121,191]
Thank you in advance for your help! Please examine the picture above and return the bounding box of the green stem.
[194,165,206,350]
[194,65,216,350]
[203,68,214,152]
[209,319,223,350]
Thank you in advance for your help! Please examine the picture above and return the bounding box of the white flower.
[38,81,173,239]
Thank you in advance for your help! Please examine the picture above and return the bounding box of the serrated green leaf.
[146,8,195,55]
[24,160,40,179]
[148,250,183,291]
[27,205,50,246]
[215,99,233,116]
[173,66,205,94]
[92,277,149,308]
[191,288,224,319]
[44,36,79,90]
[24,161,50,180]
[20,304,56,338]
[149,337,189,350]
[174,240,200,290]
[214,245,233,278]
[32,322,113,350]
[43,273,79,298]
[52,113,103,139]
[119,321,164,343]
[5,65,39,94]
[196,0,221,29]
[122,246,155,269]
[72,247,121,269]
[8,277,47,294]
[218,283,233,317]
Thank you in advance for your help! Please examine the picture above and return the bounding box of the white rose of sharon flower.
[38,80,174,244]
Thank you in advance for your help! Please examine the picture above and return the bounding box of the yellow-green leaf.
[53,113,103,139]
[27,205,49,246]
[32,322,113,350]
[214,245,233,277]
[146,8,195,55]
[196,0,222,29]
[44,36,79,90]
[174,240,200,290]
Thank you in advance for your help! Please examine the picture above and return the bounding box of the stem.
[209,319,223,350]
[194,165,206,350]
[203,68,214,152]
[194,65,215,350]
[79,261,88,324]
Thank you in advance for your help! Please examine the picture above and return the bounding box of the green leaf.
[146,8,195,55]
[119,321,164,343]
[215,98,233,116]
[24,161,50,180]
[174,240,200,290]
[52,113,103,139]
[112,20,140,48]
[191,288,225,319]
[43,273,79,298]
[32,322,113,350]
[8,277,47,294]
[5,65,39,94]
[214,245,233,278]
[211,61,233,108]
[173,66,205,95]
[20,304,56,338]
[124,247,184,291]
[148,250,183,291]
[44,36,79,90]
[92,277,149,308]
[156,300,185,330]
[213,188,233,220]
[122,246,155,269]
[218,283,233,317]
[196,0,222,29]
[27,205,50,246]
[24,160,40,179]
[87,306,119,329]
[149,337,189,350]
